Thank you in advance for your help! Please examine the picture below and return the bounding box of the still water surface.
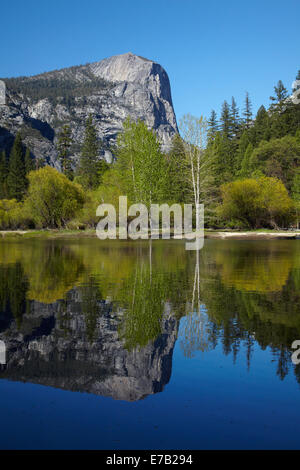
[0,238,299,449]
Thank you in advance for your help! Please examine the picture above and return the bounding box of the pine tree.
[57,124,73,179]
[230,97,240,138]
[220,101,232,139]
[243,92,252,129]
[211,132,235,184]
[7,133,27,201]
[270,80,288,103]
[207,110,219,141]
[240,143,254,177]
[235,130,250,174]
[166,134,189,203]
[252,105,270,144]
[0,151,8,199]
[78,115,102,189]
[24,147,34,174]
[269,81,291,138]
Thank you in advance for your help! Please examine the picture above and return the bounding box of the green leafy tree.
[115,118,167,206]
[25,166,85,228]
[218,177,294,229]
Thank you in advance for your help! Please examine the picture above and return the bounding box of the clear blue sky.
[1,0,299,123]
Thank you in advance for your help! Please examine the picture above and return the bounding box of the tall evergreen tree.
[220,101,232,139]
[0,151,8,199]
[230,97,240,138]
[166,134,189,203]
[252,105,270,144]
[243,92,253,129]
[7,133,27,201]
[57,124,73,179]
[24,147,34,174]
[207,109,219,141]
[270,80,288,103]
[235,130,250,174]
[269,81,292,138]
[240,143,254,177]
[78,115,103,189]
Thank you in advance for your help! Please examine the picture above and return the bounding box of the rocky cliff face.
[0,288,178,401]
[0,53,178,167]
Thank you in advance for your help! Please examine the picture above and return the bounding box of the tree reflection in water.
[0,238,299,394]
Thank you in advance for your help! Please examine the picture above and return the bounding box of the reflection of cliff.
[0,288,179,401]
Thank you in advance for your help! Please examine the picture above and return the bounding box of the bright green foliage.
[78,115,106,189]
[115,118,167,207]
[25,166,85,228]
[218,177,294,229]
[7,133,27,200]
[57,124,73,179]
[0,199,25,229]
[292,170,300,228]
[119,258,167,350]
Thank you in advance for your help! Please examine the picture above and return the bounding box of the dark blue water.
[0,239,299,449]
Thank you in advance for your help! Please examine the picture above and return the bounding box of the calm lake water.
[0,238,300,449]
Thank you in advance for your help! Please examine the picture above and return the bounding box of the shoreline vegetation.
[1,228,299,240]
[1,75,300,233]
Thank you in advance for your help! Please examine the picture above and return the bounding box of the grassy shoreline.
[0,229,299,240]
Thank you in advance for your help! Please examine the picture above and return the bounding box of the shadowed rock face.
[0,288,179,401]
[0,52,178,166]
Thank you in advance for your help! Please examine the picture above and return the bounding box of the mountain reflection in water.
[0,238,300,401]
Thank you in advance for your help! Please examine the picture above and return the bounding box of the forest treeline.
[0,71,300,230]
